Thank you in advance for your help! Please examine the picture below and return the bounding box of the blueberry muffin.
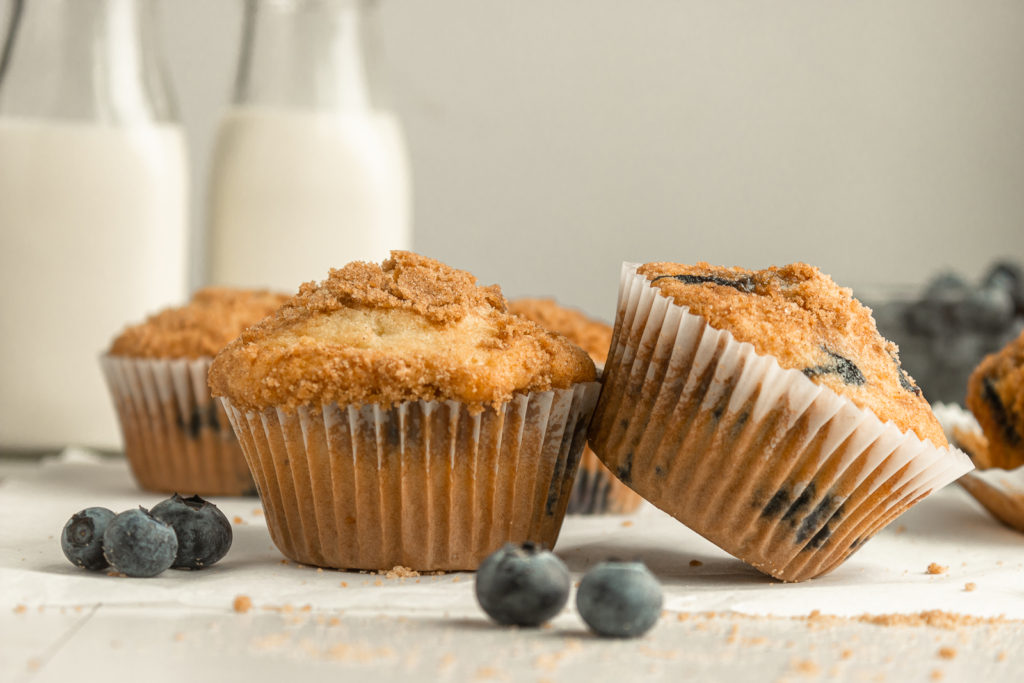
[966,329,1024,470]
[509,297,643,514]
[589,262,971,582]
[102,288,289,495]
[209,252,600,571]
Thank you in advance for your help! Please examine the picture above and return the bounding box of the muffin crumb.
[689,560,703,567]
[233,595,252,613]
[927,563,948,575]
[937,646,957,660]
[964,582,977,592]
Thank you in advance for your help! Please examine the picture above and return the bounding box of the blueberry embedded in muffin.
[966,329,1024,470]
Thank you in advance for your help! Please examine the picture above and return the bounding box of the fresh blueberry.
[150,493,232,569]
[475,542,571,626]
[576,561,663,638]
[60,507,115,570]
[983,262,1024,314]
[102,507,177,578]
[964,286,1015,332]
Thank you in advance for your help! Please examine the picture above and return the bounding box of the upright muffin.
[209,252,600,571]
[509,297,643,514]
[589,262,972,582]
[102,288,289,495]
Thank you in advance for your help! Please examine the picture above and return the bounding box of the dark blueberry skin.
[475,542,571,627]
[150,494,233,570]
[61,507,115,570]
[102,508,178,578]
[576,561,663,638]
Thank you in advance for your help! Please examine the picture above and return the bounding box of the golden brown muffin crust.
[109,288,290,359]
[209,252,596,412]
[966,330,1024,469]
[637,262,946,446]
[508,298,613,364]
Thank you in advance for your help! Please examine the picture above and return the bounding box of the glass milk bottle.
[0,0,188,453]
[206,0,412,292]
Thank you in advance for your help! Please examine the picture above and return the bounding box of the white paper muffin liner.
[101,355,256,496]
[588,263,973,582]
[220,382,601,571]
[934,402,1024,534]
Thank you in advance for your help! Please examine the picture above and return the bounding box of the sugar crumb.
[930,670,944,681]
[791,658,820,676]
[233,595,253,613]
[13,605,27,614]
[621,520,634,527]
[340,581,348,588]
[252,508,264,516]
[232,516,245,525]
[964,582,977,592]
[926,563,948,575]
[840,649,854,660]
[379,565,420,579]
[689,560,703,567]
[938,646,957,660]
[997,652,1008,662]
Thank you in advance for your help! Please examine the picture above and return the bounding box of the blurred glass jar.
[0,0,188,453]
[206,0,411,292]
[863,264,1024,406]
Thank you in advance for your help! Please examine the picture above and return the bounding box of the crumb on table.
[233,595,253,613]
[926,563,948,575]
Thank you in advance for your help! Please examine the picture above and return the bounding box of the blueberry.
[983,261,1024,312]
[61,507,115,570]
[964,286,1015,332]
[150,494,232,569]
[475,542,571,626]
[102,507,177,578]
[576,561,663,638]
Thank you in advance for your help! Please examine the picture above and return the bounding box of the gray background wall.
[163,0,1024,321]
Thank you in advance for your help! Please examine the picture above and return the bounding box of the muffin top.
[109,288,290,359]
[966,329,1024,468]
[508,298,613,365]
[209,252,597,412]
[637,261,947,446]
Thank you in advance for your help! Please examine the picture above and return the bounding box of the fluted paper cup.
[934,402,1024,534]
[589,263,973,582]
[100,355,256,496]
[220,382,600,571]
[567,448,645,515]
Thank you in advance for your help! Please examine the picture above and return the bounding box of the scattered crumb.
[792,658,820,676]
[300,604,312,612]
[840,649,854,660]
[894,525,907,534]
[726,624,740,644]
[689,560,703,567]
[452,576,462,583]
[374,579,383,587]
[475,666,501,680]
[340,582,348,588]
[26,658,41,672]
[931,670,944,681]
[316,568,324,574]
[328,617,342,626]
[621,520,634,527]
[541,622,554,630]
[280,559,289,565]
[926,563,948,575]
[173,632,186,642]
[232,516,245,525]
[380,565,420,579]
[997,652,1008,662]
[13,605,26,614]
[440,653,457,669]
[233,595,253,613]
[252,508,264,516]
[964,583,977,592]
[938,647,957,660]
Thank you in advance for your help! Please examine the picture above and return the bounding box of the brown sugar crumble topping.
[210,252,595,412]
[927,563,949,575]
[637,262,947,446]
[508,298,613,364]
[109,288,289,359]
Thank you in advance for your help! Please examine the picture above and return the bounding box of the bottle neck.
[234,0,376,113]
[0,0,176,124]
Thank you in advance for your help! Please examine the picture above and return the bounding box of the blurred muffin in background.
[509,297,644,515]
[102,287,289,495]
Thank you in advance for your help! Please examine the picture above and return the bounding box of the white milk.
[206,106,411,292]
[0,118,188,451]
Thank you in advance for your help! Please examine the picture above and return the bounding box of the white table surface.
[2,450,1023,683]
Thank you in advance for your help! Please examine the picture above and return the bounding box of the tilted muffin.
[589,262,972,582]
[509,297,643,514]
[210,252,600,571]
[102,288,289,495]
[966,329,1024,470]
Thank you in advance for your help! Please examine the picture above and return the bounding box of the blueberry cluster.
[60,494,232,578]
[870,261,1024,403]
[475,543,663,638]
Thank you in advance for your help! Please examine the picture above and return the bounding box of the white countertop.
[2,450,1023,682]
